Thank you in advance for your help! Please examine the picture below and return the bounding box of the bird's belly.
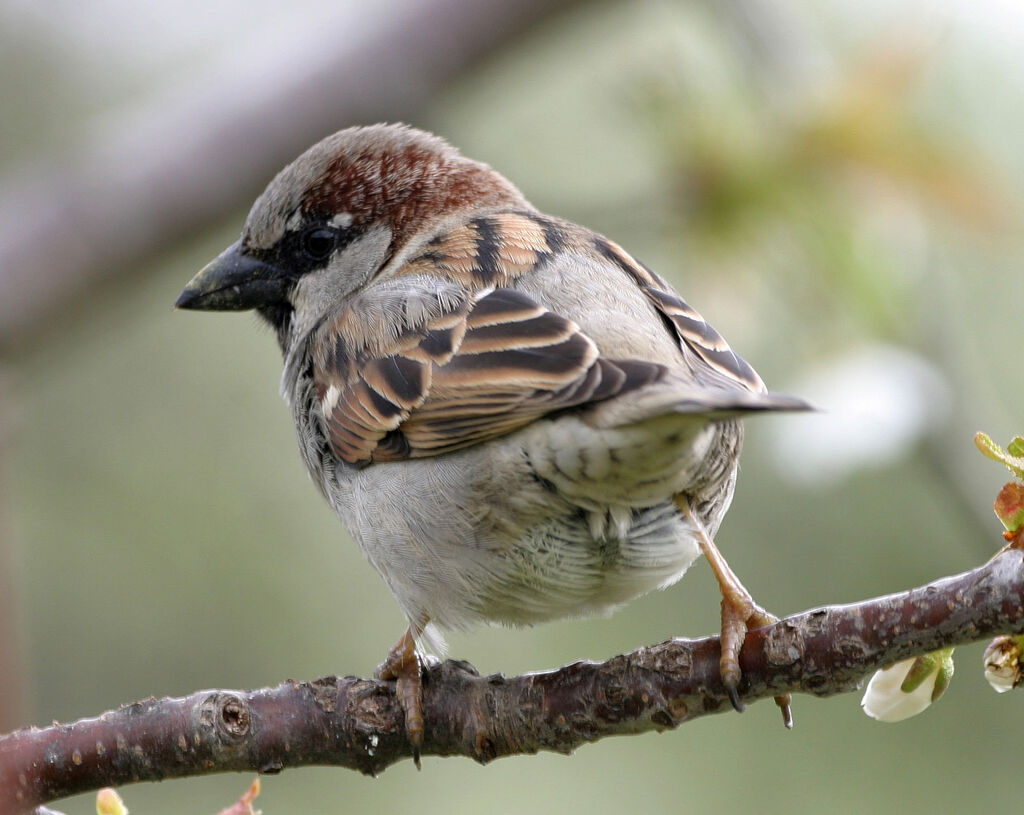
[470,501,701,626]
[316,401,737,644]
[335,439,707,638]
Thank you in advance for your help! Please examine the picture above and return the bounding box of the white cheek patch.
[287,223,393,343]
[329,212,354,229]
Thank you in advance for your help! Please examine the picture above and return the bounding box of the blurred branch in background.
[0,0,583,351]
[5,542,1024,813]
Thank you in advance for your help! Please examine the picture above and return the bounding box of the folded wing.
[315,287,666,466]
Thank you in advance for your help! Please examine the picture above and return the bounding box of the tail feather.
[585,384,812,428]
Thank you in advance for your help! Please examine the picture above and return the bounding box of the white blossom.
[861,651,954,722]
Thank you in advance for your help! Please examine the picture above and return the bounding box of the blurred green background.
[2,0,1023,812]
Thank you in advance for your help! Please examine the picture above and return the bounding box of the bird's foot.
[375,627,425,768]
[717,586,793,728]
[677,495,793,728]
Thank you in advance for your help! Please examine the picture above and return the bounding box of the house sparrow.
[177,123,807,760]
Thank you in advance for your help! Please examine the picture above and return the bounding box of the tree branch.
[3,545,1023,812]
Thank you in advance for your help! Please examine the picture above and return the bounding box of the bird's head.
[175,123,525,347]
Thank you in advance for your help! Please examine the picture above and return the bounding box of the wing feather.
[592,236,767,393]
[314,208,772,468]
[315,286,664,466]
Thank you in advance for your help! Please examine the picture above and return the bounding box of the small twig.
[3,547,1022,812]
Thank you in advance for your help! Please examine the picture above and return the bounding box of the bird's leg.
[676,496,793,728]
[375,625,426,767]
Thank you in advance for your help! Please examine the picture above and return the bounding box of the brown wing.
[315,287,665,466]
[400,208,766,394]
[592,236,767,394]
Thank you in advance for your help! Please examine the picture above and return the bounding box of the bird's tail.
[585,382,812,429]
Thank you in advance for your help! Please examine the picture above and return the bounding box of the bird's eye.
[301,227,338,260]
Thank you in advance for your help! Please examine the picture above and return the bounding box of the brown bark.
[4,546,1023,813]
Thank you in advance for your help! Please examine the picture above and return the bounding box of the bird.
[176,123,807,762]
